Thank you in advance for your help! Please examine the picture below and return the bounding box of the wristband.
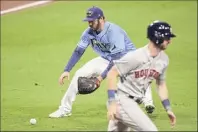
[162,99,171,111]
[108,90,116,102]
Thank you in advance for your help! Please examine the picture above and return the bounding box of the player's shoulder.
[160,51,169,64]
[81,27,91,36]
[80,27,95,40]
[130,46,145,55]
[123,47,145,59]
[107,21,125,31]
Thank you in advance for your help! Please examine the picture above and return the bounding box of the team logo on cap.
[87,11,93,17]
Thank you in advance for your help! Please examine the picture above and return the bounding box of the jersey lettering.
[134,69,159,79]
[91,38,112,52]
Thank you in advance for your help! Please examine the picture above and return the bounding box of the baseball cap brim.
[83,17,96,21]
[170,34,176,37]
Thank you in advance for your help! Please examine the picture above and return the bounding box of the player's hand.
[59,71,70,85]
[167,110,176,127]
[107,101,117,121]
[97,75,103,83]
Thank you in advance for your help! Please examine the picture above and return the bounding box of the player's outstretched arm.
[59,29,90,85]
[156,80,176,127]
[99,50,135,82]
[59,71,70,85]
[59,46,86,85]
[99,59,116,82]
[106,66,119,121]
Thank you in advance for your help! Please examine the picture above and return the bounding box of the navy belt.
[128,95,142,104]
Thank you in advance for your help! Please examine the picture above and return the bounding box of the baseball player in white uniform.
[49,6,155,118]
[106,20,177,131]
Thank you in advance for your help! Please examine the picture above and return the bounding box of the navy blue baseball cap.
[83,6,104,21]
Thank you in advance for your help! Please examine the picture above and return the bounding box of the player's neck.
[97,20,106,32]
[148,42,161,57]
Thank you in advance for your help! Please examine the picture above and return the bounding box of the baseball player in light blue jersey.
[49,6,155,118]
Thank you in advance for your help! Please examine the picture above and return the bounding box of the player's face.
[88,19,99,30]
[160,37,171,50]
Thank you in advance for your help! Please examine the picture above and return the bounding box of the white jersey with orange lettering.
[107,44,169,131]
[114,44,169,99]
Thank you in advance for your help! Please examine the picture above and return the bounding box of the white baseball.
[30,118,36,125]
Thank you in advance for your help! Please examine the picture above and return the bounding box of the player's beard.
[159,44,166,50]
[95,19,100,31]
[160,37,171,50]
[89,19,100,31]
[159,43,169,50]
[160,40,171,50]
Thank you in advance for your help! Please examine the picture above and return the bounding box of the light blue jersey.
[77,21,136,61]
[64,21,136,79]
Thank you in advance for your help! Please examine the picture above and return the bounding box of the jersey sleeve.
[157,54,169,83]
[113,51,141,76]
[108,26,125,54]
[77,29,90,49]
[158,65,168,83]
[158,68,166,82]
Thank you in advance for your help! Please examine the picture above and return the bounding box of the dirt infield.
[0,0,36,11]
[1,0,53,15]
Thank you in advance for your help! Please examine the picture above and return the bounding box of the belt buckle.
[128,95,142,104]
[134,97,142,104]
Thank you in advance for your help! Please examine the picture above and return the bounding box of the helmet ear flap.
[148,30,164,45]
[158,37,164,45]
[150,36,164,45]
[154,36,164,45]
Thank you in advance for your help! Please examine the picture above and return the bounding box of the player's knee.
[75,69,87,77]
[143,124,158,131]
[148,127,158,131]
[135,120,158,131]
[75,69,97,78]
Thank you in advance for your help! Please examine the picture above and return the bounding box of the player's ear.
[99,16,105,21]
[98,17,103,23]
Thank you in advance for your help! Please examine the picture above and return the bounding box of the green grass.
[1,1,197,131]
